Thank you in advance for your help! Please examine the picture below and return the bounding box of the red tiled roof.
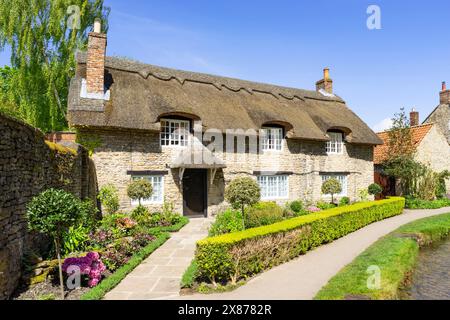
[373,124,434,164]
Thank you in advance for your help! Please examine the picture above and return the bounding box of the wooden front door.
[183,169,207,217]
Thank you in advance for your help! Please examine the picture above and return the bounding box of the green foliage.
[289,200,304,213]
[208,209,244,237]
[316,201,337,210]
[61,225,90,256]
[0,0,110,131]
[195,197,405,284]
[225,177,261,215]
[98,184,119,215]
[358,189,369,202]
[405,197,450,209]
[26,189,84,239]
[385,108,415,160]
[339,197,350,206]
[75,132,103,156]
[321,178,342,203]
[315,212,450,300]
[245,202,284,228]
[98,213,136,238]
[81,232,170,300]
[368,183,383,196]
[181,260,198,289]
[127,179,153,206]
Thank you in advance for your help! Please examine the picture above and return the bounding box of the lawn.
[315,212,450,300]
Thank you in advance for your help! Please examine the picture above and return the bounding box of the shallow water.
[403,239,450,300]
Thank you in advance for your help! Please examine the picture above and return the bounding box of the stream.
[402,238,450,300]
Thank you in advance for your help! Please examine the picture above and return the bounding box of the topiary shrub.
[245,202,284,228]
[98,184,120,215]
[368,183,383,197]
[339,197,350,206]
[225,177,261,228]
[321,178,342,204]
[208,209,244,237]
[127,179,153,206]
[26,188,85,299]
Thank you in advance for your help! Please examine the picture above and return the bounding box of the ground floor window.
[131,175,164,205]
[321,174,348,197]
[257,175,289,200]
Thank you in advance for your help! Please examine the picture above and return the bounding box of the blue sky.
[1,0,449,130]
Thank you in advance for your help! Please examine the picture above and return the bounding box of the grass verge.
[315,212,450,300]
[181,259,198,289]
[405,197,450,209]
[81,232,170,300]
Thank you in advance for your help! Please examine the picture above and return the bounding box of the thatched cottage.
[68,21,382,216]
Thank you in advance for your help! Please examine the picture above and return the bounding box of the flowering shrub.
[116,216,137,230]
[62,252,106,287]
[101,233,156,271]
[307,206,321,213]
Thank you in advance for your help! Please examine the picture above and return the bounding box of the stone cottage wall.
[85,128,374,216]
[415,125,450,193]
[0,113,97,300]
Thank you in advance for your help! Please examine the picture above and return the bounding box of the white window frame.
[257,175,289,200]
[131,175,164,205]
[321,174,348,197]
[261,127,283,151]
[160,118,190,147]
[326,132,344,154]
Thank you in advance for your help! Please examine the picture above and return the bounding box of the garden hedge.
[195,197,405,284]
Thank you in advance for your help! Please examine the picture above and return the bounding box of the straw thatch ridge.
[68,53,382,145]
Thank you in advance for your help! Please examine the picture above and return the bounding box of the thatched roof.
[68,53,382,145]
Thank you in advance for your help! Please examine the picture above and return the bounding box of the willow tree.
[0,0,109,131]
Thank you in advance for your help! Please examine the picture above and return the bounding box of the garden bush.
[316,201,336,210]
[195,197,405,285]
[245,202,284,228]
[339,197,350,206]
[368,183,383,197]
[405,197,450,209]
[208,209,244,237]
[98,184,120,215]
[289,200,303,213]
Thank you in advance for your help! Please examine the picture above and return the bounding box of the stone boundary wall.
[0,113,97,299]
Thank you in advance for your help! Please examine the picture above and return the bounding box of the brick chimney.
[410,108,419,127]
[440,81,450,105]
[86,18,107,95]
[316,68,333,94]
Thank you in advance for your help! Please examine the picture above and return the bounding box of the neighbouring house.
[374,109,450,195]
[423,81,450,144]
[67,21,382,217]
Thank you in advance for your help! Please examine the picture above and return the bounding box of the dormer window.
[261,127,283,151]
[326,131,344,154]
[160,119,190,147]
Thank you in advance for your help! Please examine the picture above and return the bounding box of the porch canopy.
[170,141,226,184]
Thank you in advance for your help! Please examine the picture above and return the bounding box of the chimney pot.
[440,81,450,105]
[94,18,102,33]
[410,108,419,127]
[316,67,333,94]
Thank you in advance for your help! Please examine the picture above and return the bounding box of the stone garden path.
[104,217,213,300]
[179,207,450,300]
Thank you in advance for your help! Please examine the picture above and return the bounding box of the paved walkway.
[178,207,450,300]
[104,217,213,300]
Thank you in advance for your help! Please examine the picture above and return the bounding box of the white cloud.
[372,118,393,132]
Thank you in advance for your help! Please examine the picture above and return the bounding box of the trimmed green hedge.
[315,212,450,300]
[195,197,405,284]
